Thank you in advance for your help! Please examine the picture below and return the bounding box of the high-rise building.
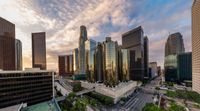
[121,49,130,81]
[15,39,22,70]
[73,48,79,74]
[165,32,185,57]
[58,55,74,76]
[85,39,96,82]
[192,0,200,94]
[164,55,177,81]
[94,42,104,83]
[78,25,88,74]
[32,32,46,70]
[0,17,16,70]
[144,36,149,79]
[149,62,158,78]
[102,37,119,87]
[0,70,54,108]
[177,52,192,82]
[122,26,144,81]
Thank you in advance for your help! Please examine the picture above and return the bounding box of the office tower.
[15,39,22,70]
[0,70,54,108]
[102,37,119,87]
[192,0,200,94]
[58,55,74,76]
[85,39,96,82]
[118,45,123,82]
[165,32,185,57]
[73,48,79,74]
[32,32,46,70]
[144,36,149,79]
[121,49,130,81]
[177,52,192,82]
[122,26,144,81]
[157,66,161,76]
[78,25,88,74]
[164,55,177,81]
[0,17,16,70]
[149,62,158,78]
[94,42,104,83]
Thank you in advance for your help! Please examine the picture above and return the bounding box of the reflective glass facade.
[78,25,87,74]
[85,39,96,82]
[122,26,144,81]
[94,42,104,82]
[121,49,130,81]
[164,55,177,82]
[103,37,119,87]
[15,39,22,70]
[73,48,79,74]
[0,17,16,70]
[144,36,149,78]
[58,55,74,76]
[32,32,46,70]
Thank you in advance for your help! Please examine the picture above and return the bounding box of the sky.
[0,0,192,71]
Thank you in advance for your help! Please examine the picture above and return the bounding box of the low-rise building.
[0,69,54,108]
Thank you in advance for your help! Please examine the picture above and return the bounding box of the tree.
[142,103,164,111]
[168,103,186,111]
[73,83,83,92]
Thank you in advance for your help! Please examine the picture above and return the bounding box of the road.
[107,76,161,111]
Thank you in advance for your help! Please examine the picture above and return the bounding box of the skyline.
[0,0,192,71]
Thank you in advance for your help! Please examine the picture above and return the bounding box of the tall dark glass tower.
[122,26,144,81]
[144,36,149,78]
[0,17,16,70]
[78,25,88,74]
[165,32,185,57]
[32,32,46,70]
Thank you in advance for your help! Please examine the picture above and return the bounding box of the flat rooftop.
[21,101,56,111]
[0,104,22,111]
[0,70,54,74]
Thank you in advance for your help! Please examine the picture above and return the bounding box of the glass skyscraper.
[73,48,79,74]
[103,37,119,87]
[15,39,22,70]
[121,49,130,82]
[32,32,47,70]
[85,39,96,82]
[122,26,144,81]
[78,25,88,74]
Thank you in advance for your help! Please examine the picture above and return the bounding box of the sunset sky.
[0,0,192,71]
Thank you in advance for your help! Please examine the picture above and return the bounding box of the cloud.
[0,0,192,70]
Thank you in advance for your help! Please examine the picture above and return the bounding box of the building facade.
[15,39,22,70]
[165,32,185,57]
[85,39,96,82]
[32,32,46,70]
[121,49,130,81]
[78,25,88,74]
[122,26,144,81]
[177,52,192,82]
[0,17,16,70]
[102,37,119,87]
[58,55,74,76]
[192,0,200,94]
[73,48,79,74]
[94,42,104,83]
[144,36,149,79]
[0,70,54,108]
[164,55,177,82]
[149,62,158,78]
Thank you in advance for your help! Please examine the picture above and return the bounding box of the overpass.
[76,88,95,96]
[55,82,72,96]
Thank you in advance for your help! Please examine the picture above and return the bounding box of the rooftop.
[21,101,56,111]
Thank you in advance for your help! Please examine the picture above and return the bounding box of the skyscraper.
[121,49,130,81]
[192,0,200,94]
[32,32,46,70]
[164,32,185,82]
[85,39,96,82]
[58,55,74,76]
[102,37,119,87]
[165,32,185,57]
[78,25,88,74]
[73,48,79,74]
[15,39,22,70]
[144,36,149,79]
[94,42,104,83]
[0,17,16,70]
[122,26,144,81]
